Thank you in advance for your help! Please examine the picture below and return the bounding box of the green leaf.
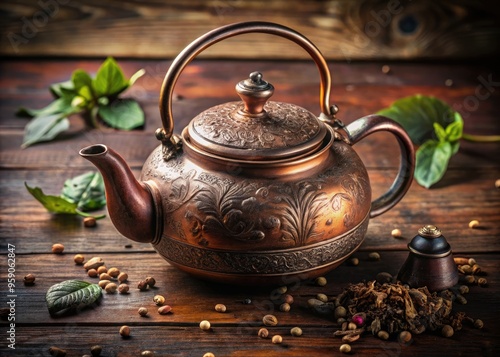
[61,171,106,211]
[93,57,129,97]
[98,99,144,130]
[445,112,464,142]
[415,140,453,188]
[377,95,456,145]
[433,123,447,142]
[50,80,75,98]
[25,183,78,214]
[72,69,93,92]
[16,97,73,118]
[22,114,70,148]
[46,280,102,316]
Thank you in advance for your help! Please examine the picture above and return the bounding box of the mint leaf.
[25,183,78,214]
[445,113,464,142]
[46,280,102,316]
[50,80,75,98]
[377,95,456,145]
[93,57,129,97]
[61,171,106,211]
[415,140,453,188]
[17,97,73,118]
[22,114,71,148]
[433,123,447,142]
[98,99,144,130]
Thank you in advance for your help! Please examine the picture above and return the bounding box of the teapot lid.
[186,72,328,161]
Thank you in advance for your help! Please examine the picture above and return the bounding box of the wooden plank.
[1,1,499,60]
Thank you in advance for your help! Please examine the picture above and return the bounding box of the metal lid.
[186,72,327,161]
[408,225,451,257]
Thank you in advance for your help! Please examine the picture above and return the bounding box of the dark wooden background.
[1,0,499,60]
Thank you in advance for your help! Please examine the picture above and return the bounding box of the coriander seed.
[105,282,117,294]
[468,258,477,266]
[316,293,328,303]
[334,306,347,319]
[290,326,302,336]
[88,269,98,278]
[138,307,148,317]
[258,328,269,338]
[203,353,215,357]
[282,294,294,304]
[464,275,475,284]
[97,266,107,274]
[339,344,351,353]
[349,257,359,266]
[74,254,85,265]
[315,276,327,286]
[145,276,156,287]
[377,330,389,340]
[23,273,35,285]
[468,220,479,229]
[441,325,454,337]
[279,302,291,312]
[99,273,112,281]
[368,251,381,261]
[98,280,111,289]
[495,179,500,188]
[90,345,102,357]
[391,228,402,237]
[154,295,166,306]
[158,305,172,314]
[347,322,357,330]
[477,277,488,286]
[51,243,64,254]
[138,280,148,291]
[215,303,226,313]
[277,286,287,294]
[119,325,130,337]
[458,285,469,294]
[398,331,412,343]
[83,216,97,227]
[117,272,128,283]
[263,314,278,326]
[118,283,129,294]
[474,319,484,329]
[272,335,282,344]
[107,267,120,278]
[199,320,211,331]
[455,294,467,305]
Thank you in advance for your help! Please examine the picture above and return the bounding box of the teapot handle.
[344,115,415,218]
[157,21,336,147]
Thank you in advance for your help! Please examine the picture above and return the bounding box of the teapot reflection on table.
[80,22,415,285]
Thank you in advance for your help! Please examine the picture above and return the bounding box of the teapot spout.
[79,144,158,243]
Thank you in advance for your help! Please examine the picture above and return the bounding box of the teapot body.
[141,127,372,285]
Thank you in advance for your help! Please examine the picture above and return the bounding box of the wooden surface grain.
[0,58,499,356]
[1,0,499,60]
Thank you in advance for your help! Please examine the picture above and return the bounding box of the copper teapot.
[80,22,415,285]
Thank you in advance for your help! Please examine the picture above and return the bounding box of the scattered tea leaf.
[46,280,102,316]
[61,171,106,211]
[98,98,145,130]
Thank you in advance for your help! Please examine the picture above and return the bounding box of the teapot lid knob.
[235,72,274,115]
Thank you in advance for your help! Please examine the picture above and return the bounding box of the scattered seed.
[105,283,117,294]
[441,324,454,337]
[87,269,98,278]
[107,267,120,278]
[464,275,475,284]
[391,228,402,238]
[138,307,148,317]
[154,295,166,306]
[469,220,480,229]
[454,257,469,265]
[472,265,482,275]
[51,243,64,254]
[316,293,328,303]
[349,257,359,266]
[468,258,477,266]
[474,319,484,329]
[145,276,156,287]
[74,254,85,265]
[84,257,104,270]
[458,285,469,294]
[290,326,302,337]
[97,266,107,275]
[83,216,97,227]
[348,322,357,330]
[49,346,67,357]
[119,325,130,337]
[342,334,360,343]
[138,280,148,291]
[215,303,227,313]
[140,351,154,357]
[258,328,269,338]
[444,79,454,87]
[477,277,488,287]
[381,65,391,74]
[455,294,467,305]
[90,345,102,357]
[243,298,252,305]
[368,252,381,261]
[272,335,283,344]
[203,353,215,357]
[100,273,112,281]
[282,294,294,304]
[23,273,35,285]
[158,305,172,314]
[398,330,412,343]
[339,344,351,353]
[376,272,393,284]
[118,283,129,294]
[263,314,278,326]
[279,302,291,312]
[495,179,500,188]
[377,330,390,340]
[98,280,111,289]
[334,306,347,319]
[315,276,327,286]
[199,320,211,331]
[118,272,128,283]
[337,317,346,324]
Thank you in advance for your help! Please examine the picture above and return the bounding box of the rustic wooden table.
[1,59,499,356]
